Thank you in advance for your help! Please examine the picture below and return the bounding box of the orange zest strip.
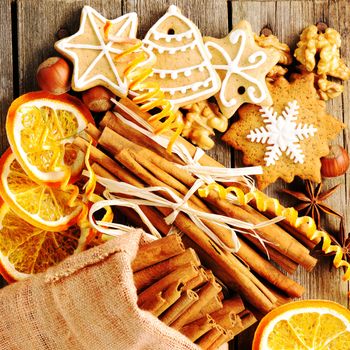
[82,141,113,224]
[103,21,113,41]
[198,182,350,282]
[112,40,183,153]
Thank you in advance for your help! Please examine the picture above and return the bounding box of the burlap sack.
[0,229,199,350]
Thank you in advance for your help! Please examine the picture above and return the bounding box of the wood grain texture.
[0,0,12,290]
[0,1,349,349]
[17,0,124,94]
[231,0,350,348]
[0,0,13,152]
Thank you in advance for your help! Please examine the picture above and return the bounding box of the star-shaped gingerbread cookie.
[55,6,154,97]
[204,21,280,118]
[222,73,345,189]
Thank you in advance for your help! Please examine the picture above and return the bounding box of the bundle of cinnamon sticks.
[133,234,256,349]
[73,98,318,314]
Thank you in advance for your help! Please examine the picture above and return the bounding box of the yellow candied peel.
[106,26,183,153]
[198,182,350,284]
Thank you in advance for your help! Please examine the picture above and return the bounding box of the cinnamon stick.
[97,127,237,250]
[239,234,299,274]
[90,162,170,235]
[97,121,316,271]
[155,281,183,316]
[212,296,245,316]
[237,239,304,297]
[183,268,209,291]
[134,248,201,291]
[113,99,318,262]
[180,235,277,312]
[239,310,258,332]
[132,234,185,272]
[186,295,223,324]
[137,263,198,306]
[210,311,243,334]
[102,110,180,164]
[77,129,277,312]
[170,281,221,330]
[180,315,215,342]
[160,290,199,325]
[196,326,224,349]
[139,292,166,315]
[73,136,142,187]
[208,329,234,350]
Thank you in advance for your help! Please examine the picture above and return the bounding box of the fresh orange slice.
[0,198,91,282]
[6,91,94,186]
[253,300,350,350]
[0,149,84,231]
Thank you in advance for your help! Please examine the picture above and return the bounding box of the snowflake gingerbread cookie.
[222,73,345,189]
[142,5,221,110]
[204,21,280,118]
[55,6,154,97]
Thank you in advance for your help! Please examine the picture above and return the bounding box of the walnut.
[180,100,228,150]
[294,25,319,71]
[266,65,288,82]
[254,34,293,65]
[295,25,350,80]
[317,74,344,101]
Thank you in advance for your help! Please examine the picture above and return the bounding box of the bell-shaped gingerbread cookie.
[142,5,221,110]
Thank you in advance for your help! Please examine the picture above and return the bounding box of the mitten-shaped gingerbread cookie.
[142,5,221,110]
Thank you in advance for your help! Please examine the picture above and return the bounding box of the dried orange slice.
[0,199,91,282]
[253,300,350,350]
[0,149,84,231]
[6,91,94,186]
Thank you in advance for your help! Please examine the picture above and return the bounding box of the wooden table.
[1,0,349,349]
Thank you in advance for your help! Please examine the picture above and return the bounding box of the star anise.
[282,180,342,229]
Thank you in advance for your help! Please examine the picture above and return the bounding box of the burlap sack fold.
[0,229,199,350]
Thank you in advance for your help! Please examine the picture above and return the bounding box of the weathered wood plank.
[329,0,350,310]
[0,0,13,152]
[0,0,13,290]
[17,0,124,94]
[231,0,349,348]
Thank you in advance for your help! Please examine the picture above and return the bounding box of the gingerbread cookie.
[204,21,280,118]
[55,6,154,97]
[142,5,221,110]
[222,73,345,189]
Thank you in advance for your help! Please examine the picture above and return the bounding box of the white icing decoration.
[247,100,317,166]
[152,63,207,79]
[55,6,139,96]
[142,5,220,106]
[205,29,267,108]
[143,40,195,54]
[159,77,212,94]
[151,29,193,42]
